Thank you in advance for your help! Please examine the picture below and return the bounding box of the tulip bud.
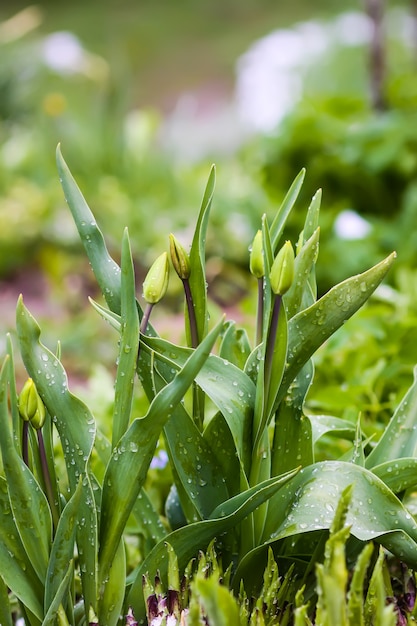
[270,240,294,295]
[142,252,170,304]
[169,234,190,280]
[18,378,46,429]
[249,230,264,278]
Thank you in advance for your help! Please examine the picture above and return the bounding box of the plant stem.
[264,294,282,402]
[37,429,60,530]
[140,303,154,336]
[256,276,264,345]
[183,277,205,430]
[22,420,29,467]
[183,278,199,348]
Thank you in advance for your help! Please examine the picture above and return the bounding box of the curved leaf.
[277,253,396,409]
[98,318,224,584]
[56,145,123,315]
[261,461,417,565]
[366,365,417,469]
[0,477,44,620]
[0,357,51,583]
[140,335,255,470]
[16,298,98,615]
[127,468,299,619]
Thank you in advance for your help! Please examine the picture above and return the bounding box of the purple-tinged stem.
[183,278,199,348]
[22,420,29,467]
[37,429,59,530]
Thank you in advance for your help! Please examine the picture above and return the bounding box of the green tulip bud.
[169,234,190,280]
[18,378,46,429]
[269,240,294,295]
[249,230,264,278]
[143,252,170,304]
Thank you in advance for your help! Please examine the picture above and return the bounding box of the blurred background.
[1,0,417,421]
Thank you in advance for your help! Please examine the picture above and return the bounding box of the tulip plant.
[1,145,417,625]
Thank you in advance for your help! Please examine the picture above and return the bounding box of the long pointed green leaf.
[277,253,396,409]
[347,542,374,626]
[42,566,73,626]
[140,335,255,471]
[271,360,314,477]
[270,168,306,251]
[0,576,13,626]
[188,164,216,344]
[0,357,51,583]
[127,468,299,619]
[98,317,224,584]
[56,145,123,314]
[112,229,140,447]
[98,539,126,626]
[16,298,98,616]
[366,365,417,469]
[0,477,44,620]
[164,403,230,520]
[284,228,320,319]
[44,480,82,610]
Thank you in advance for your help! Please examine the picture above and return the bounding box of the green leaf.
[98,539,126,626]
[16,298,98,616]
[164,402,230,521]
[284,228,320,319]
[261,461,417,566]
[306,413,356,446]
[303,188,321,244]
[56,145,123,315]
[271,361,314,477]
[0,576,13,626]
[0,477,44,620]
[98,318,224,585]
[42,566,73,626]
[372,458,417,493]
[278,252,396,410]
[127,468,299,618]
[366,365,417,469]
[347,542,374,626]
[219,322,251,370]
[0,357,51,583]
[140,334,255,471]
[112,229,140,447]
[187,164,216,344]
[194,576,240,625]
[44,480,82,610]
[270,168,306,251]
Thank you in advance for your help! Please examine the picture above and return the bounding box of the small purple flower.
[151,449,169,470]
